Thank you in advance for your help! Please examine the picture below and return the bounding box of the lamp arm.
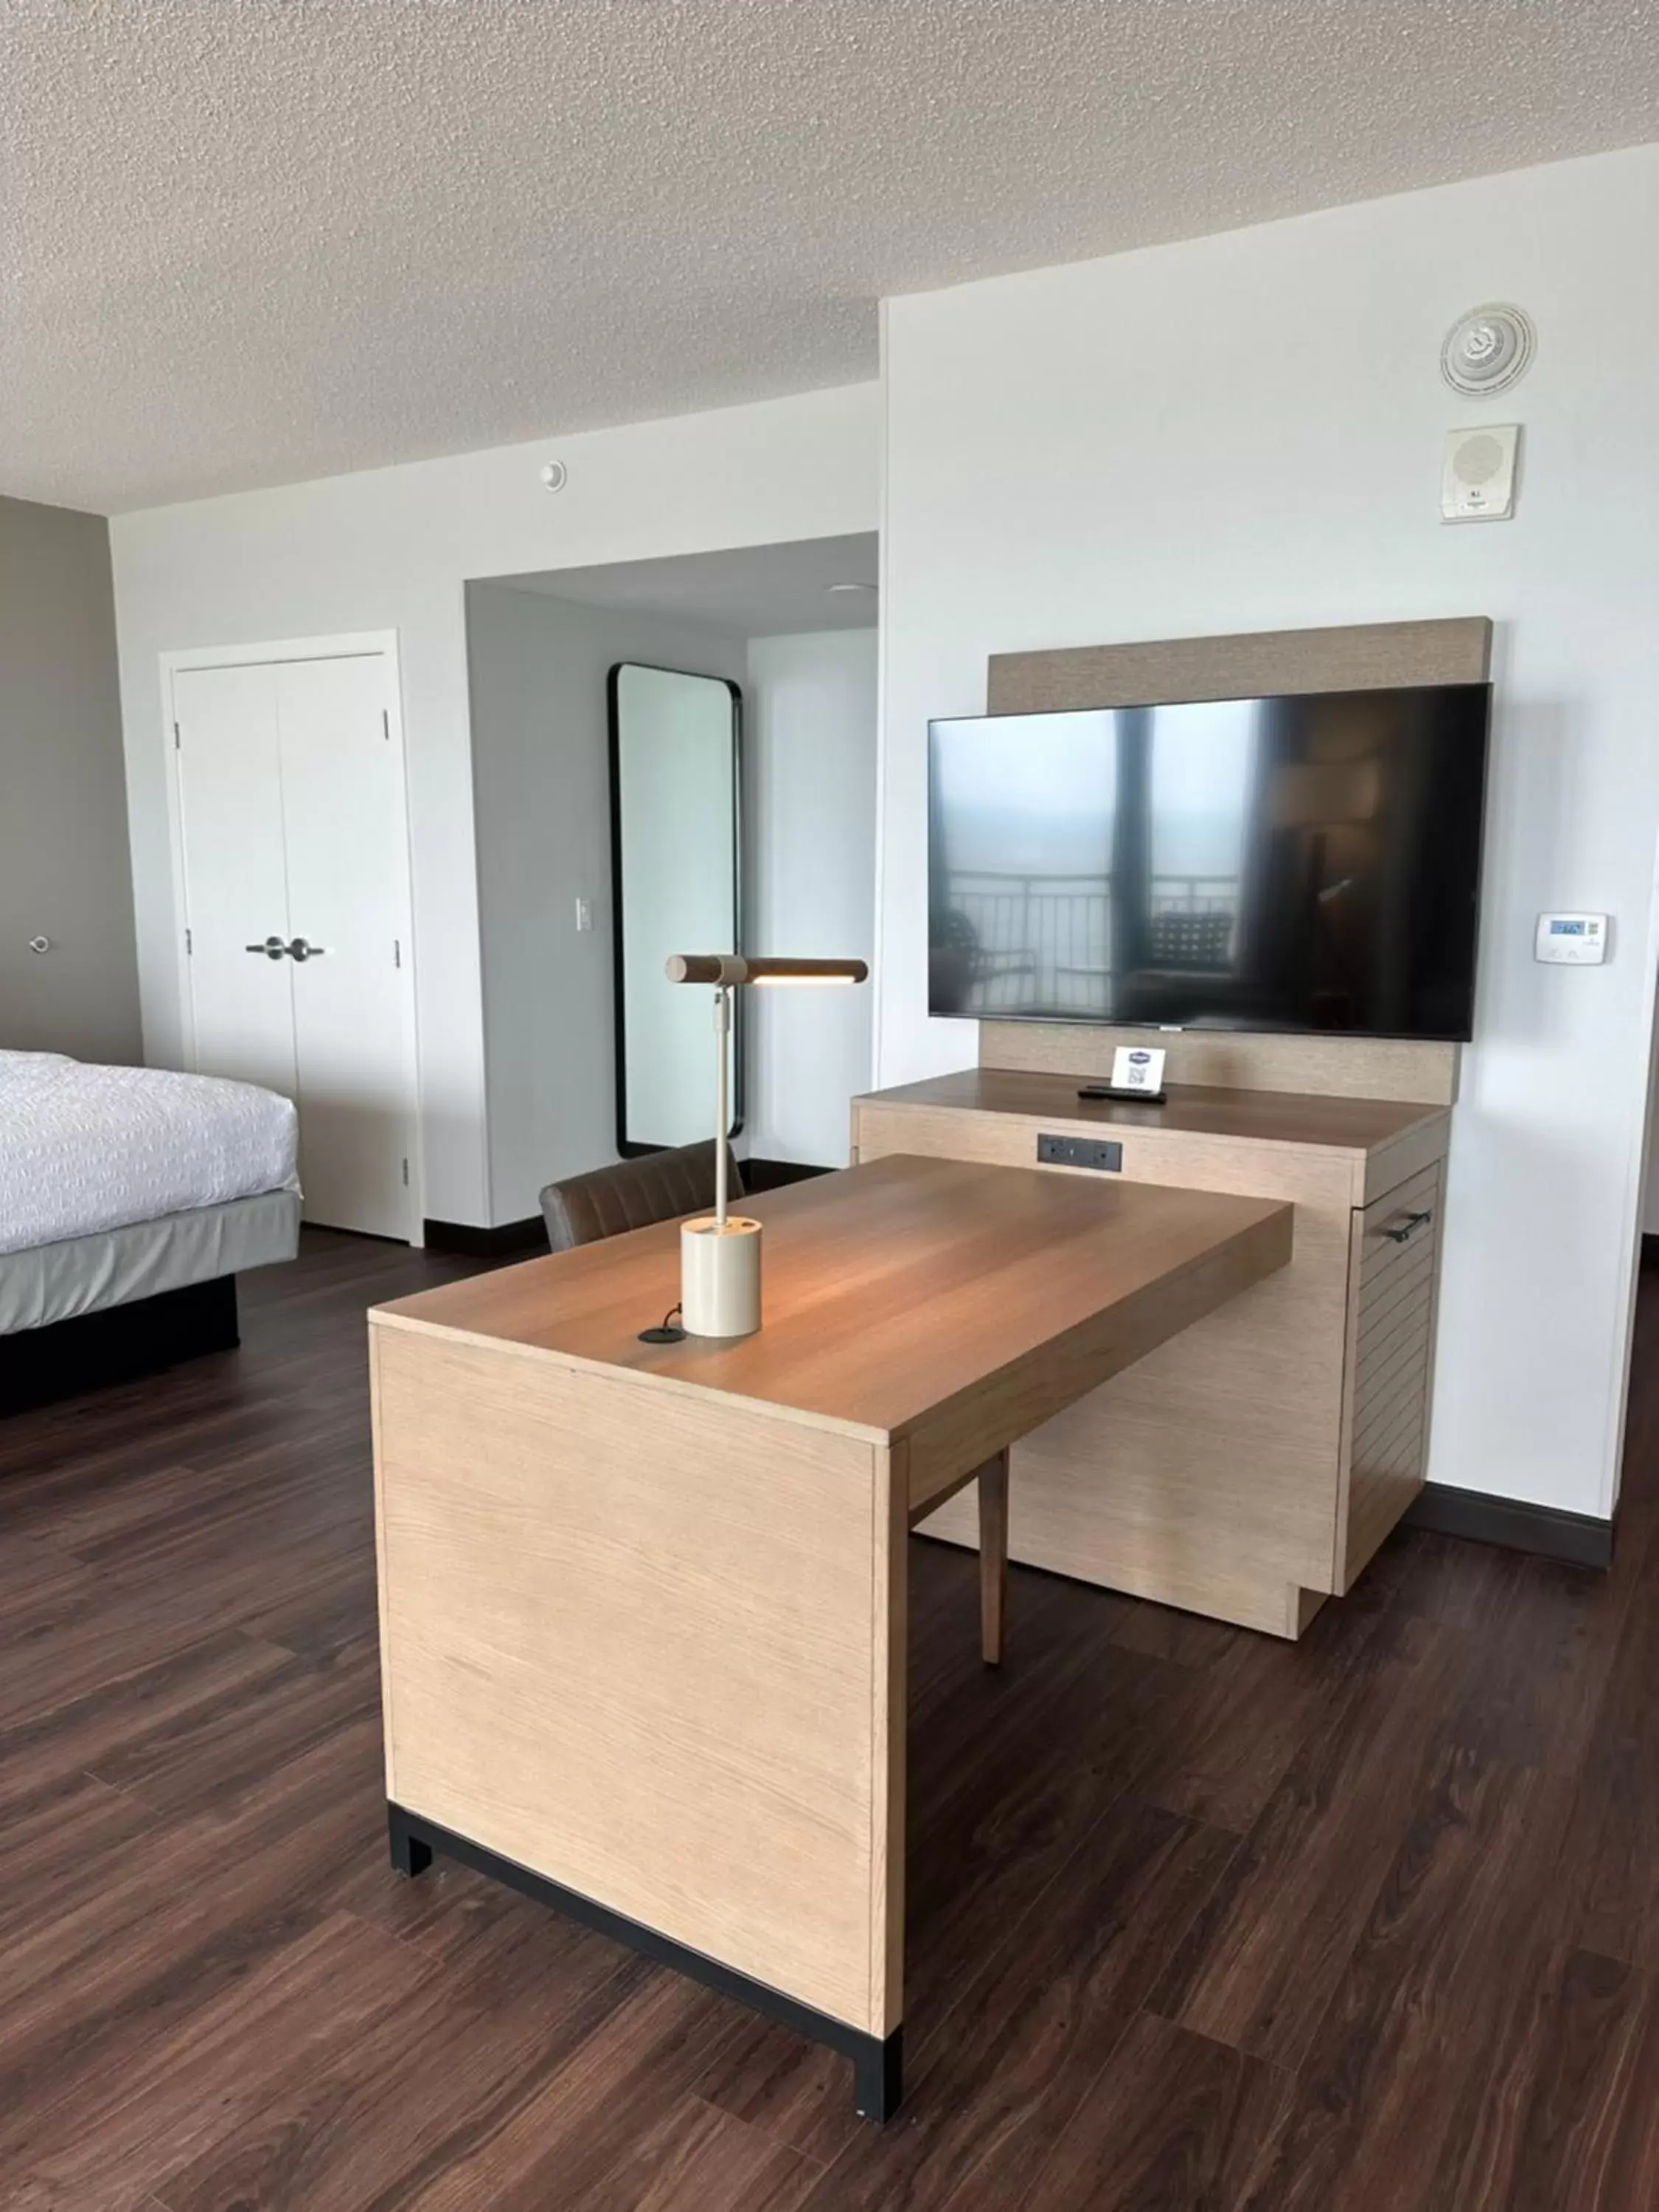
[714,985,730,1229]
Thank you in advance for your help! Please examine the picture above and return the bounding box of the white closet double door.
[172,645,417,1241]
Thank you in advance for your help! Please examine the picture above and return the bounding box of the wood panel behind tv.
[978,615,1492,1106]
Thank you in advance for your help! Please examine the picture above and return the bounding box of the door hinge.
[393,938,401,969]
[382,709,390,742]
[185,927,193,956]
[173,722,181,751]
[401,1158,410,1187]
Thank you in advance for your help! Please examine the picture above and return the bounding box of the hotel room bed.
[0,1051,302,1411]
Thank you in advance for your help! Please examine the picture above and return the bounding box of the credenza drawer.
[1340,1161,1443,1587]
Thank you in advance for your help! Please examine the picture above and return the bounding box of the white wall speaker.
[1441,424,1520,523]
[1441,304,1535,397]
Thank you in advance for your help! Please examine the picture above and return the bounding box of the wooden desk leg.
[979,1448,1009,1667]
[869,1439,908,2118]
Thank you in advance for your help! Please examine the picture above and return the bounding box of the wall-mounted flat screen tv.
[928,683,1492,1040]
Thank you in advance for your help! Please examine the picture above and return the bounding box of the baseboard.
[743,1159,833,1194]
[1403,1482,1615,1571]
[422,1217,546,1258]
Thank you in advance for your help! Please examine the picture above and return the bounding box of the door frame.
[159,630,424,1242]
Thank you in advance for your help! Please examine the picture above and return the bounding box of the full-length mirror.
[609,663,742,1152]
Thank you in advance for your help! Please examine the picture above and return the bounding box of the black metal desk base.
[386,1801,903,2121]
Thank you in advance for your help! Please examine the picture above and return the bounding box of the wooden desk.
[369,1153,1291,2118]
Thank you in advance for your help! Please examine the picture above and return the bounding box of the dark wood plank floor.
[4,1228,1658,2210]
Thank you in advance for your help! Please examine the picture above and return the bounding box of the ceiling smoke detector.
[827,580,877,595]
[1440,305,1535,397]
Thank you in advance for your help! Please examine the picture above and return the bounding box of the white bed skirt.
[0,1190,302,1335]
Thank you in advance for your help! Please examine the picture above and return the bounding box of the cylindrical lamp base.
[681,1216,763,1338]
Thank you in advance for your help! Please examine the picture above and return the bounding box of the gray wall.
[0,495,140,1062]
[465,582,746,1225]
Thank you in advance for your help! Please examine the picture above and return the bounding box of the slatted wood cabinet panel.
[851,1069,1451,1637]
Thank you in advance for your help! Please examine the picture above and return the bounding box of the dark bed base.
[0,1273,240,1416]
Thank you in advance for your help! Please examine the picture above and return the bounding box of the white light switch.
[1534,913,1609,964]
[574,897,594,933]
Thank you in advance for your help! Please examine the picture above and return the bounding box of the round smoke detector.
[1441,304,1535,397]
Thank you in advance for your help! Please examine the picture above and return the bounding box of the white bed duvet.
[0,1051,299,1256]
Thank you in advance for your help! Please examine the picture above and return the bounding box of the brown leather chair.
[538,1139,1008,1666]
[539,1140,742,1253]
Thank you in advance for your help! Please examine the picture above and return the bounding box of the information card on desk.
[1111,1046,1166,1095]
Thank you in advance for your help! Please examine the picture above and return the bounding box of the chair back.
[539,1141,745,1253]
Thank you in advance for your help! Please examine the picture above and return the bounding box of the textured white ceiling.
[500,535,879,639]
[4,1,1655,513]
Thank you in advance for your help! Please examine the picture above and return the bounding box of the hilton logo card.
[1111,1046,1166,1095]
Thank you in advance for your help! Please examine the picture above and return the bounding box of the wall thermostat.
[1535,913,1609,964]
[1442,425,1520,522]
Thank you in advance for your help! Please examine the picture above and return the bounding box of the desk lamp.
[664,953,869,1337]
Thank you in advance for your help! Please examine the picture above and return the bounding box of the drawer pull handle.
[1382,1209,1433,1245]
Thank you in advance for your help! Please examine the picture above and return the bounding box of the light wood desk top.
[376,1152,1292,1502]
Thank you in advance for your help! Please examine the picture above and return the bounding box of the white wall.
[878,145,1659,1520]
[745,627,879,1166]
[109,381,880,1225]
[465,586,745,1222]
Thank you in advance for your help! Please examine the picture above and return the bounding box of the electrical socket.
[1037,1133,1123,1173]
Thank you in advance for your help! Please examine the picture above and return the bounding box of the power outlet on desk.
[1038,1133,1123,1173]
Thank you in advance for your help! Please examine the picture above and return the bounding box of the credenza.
[852,1067,1450,1636]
